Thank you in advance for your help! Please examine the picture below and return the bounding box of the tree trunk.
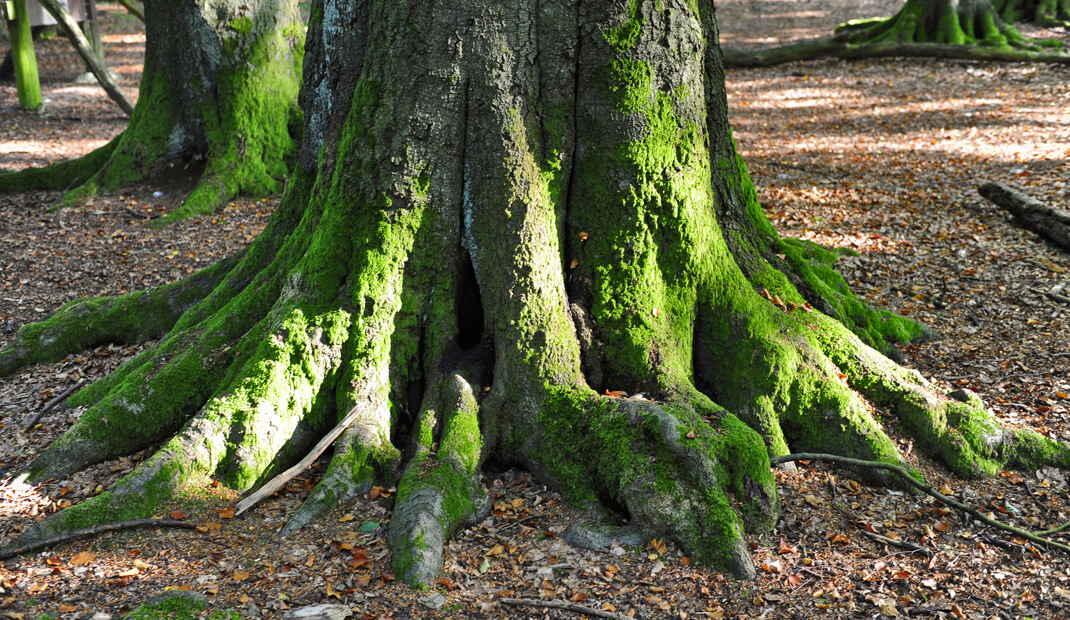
[5,0,1070,584]
[0,0,304,221]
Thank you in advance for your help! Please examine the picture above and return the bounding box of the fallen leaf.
[219,506,235,519]
[338,514,355,522]
[69,551,95,566]
[804,494,821,508]
[58,605,77,613]
[233,570,251,581]
[169,510,187,520]
[570,259,579,269]
[571,591,588,602]
[934,520,950,532]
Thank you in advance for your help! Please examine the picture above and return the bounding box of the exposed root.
[775,453,1070,555]
[0,250,242,377]
[389,374,489,586]
[280,395,399,537]
[536,388,777,580]
[813,314,1070,477]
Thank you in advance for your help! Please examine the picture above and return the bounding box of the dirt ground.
[1,2,1070,619]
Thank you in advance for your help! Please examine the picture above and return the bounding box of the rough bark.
[979,181,1070,251]
[5,0,1070,585]
[0,0,304,221]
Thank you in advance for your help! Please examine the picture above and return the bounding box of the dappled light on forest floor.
[0,0,1068,617]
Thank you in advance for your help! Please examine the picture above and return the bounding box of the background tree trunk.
[5,0,1069,586]
[0,0,304,220]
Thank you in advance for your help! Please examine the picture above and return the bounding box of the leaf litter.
[2,0,1070,618]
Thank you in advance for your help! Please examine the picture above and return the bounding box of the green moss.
[604,0,643,52]
[125,594,238,620]
[229,16,253,36]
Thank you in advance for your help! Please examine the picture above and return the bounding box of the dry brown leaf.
[69,551,95,566]
[219,506,235,519]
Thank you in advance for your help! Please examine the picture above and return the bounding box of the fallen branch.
[234,405,366,516]
[861,530,932,556]
[499,597,633,620]
[0,519,197,560]
[23,380,83,432]
[35,0,134,115]
[978,181,1070,252]
[772,453,1070,555]
[722,39,1070,68]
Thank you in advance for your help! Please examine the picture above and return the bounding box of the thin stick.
[772,453,1070,555]
[235,405,365,516]
[0,519,197,560]
[34,0,134,115]
[499,597,634,620]
[23,380,84,432]
[861,530,932,556]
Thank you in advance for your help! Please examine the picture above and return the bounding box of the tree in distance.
[723,0,1070,68]
[0,0,304,221]
[3,0,1068,584]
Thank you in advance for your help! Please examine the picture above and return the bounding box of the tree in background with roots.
[0,0,304,222]
[841,0,1069,47]
[3,0,1070,584]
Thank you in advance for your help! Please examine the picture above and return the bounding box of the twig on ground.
[235,404,366,516]
[860,530,932,556]
[499,597,633,620]
[492,513,544,533]
[771,453,1070,555]
[22,380,83,432]
[0,519,197,560]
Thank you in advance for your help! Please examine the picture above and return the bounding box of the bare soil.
[1,3,1069,619]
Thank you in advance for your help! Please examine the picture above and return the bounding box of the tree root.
[813,314,1070,478]
[0,519,197,561]
[722,39,1070,68]
[774,453,1070,555]
[388,374,489,586]
[0,250,243,378]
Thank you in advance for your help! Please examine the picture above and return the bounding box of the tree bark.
[0,0,304,220]
[979,181,1070,251]
[5,0,1069,586]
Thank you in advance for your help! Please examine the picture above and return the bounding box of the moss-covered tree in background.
[0,0,303,220]
[993,0,1070,26]
[4,0,1070,584]
[841,0,1029,46]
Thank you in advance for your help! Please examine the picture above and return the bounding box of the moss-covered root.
[994,0,1070,27]
[0,251,242,377]
[540,389,778,580]
[0,136,119,194]
[842,0,1028,48]
[815,314,1070,477]
[15,307,348,544]
[280,402,400,537]
[777,238,930,357]
[388,374,489,587]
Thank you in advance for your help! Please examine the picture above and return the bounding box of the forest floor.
[1,2,1070,619]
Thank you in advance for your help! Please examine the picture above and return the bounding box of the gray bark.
[979,181,1070,251]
